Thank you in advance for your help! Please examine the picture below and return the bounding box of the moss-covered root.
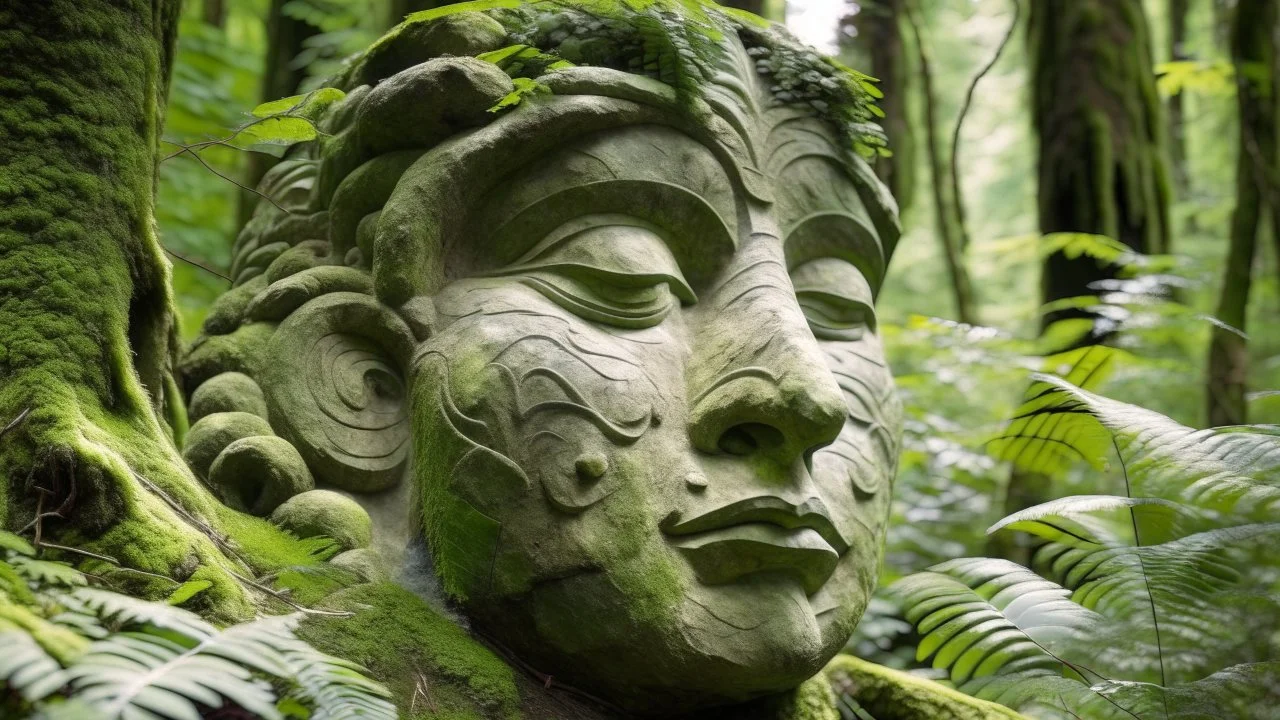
[0,0,255,622]
[298,582,523,720]
[824,656,1029,720]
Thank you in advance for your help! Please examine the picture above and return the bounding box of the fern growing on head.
[877,348,1280,719]
[0,531,395,720]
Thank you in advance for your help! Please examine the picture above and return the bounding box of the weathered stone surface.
[181,2,905,716]
[188,372,267,423]
[356,57,513,157]
[182,411,273,480]
[272,489,372,551]
[209,435,315,516]
[328,548,386,581]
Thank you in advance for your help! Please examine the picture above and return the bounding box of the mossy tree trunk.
[0,0,252,617]
[237,0,323,227]
[1206,0,1277,427]
[853,0,915,212]
[993,0,1172,563]
[1029,0,1172,318]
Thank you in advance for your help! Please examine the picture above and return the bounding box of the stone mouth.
[666,523,840,594]
[661,494,849,554]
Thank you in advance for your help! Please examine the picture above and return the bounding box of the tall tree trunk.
[1206,0,1277,427]
[237,0,323,227]
[855,0,915,212]
[0,0,250,616]
[1030,0,1172,327]
[993,0,1173,564]
[1168,0,1191,197]
[905,4,978,325]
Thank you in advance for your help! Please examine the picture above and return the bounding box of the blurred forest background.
[150,0,1280,715]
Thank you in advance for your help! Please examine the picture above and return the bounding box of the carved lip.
[661,495,849,555]
[665,523,840,594]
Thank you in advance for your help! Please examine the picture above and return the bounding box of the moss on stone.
[824,655,1029,720]
[299,582,522,719]
[215,504,339,574]
[188,371,268,423]
[201,274,267,336]
[209,435,315,516]
[270,489,372,551]
[180,321,277,388]
[181,411,274,480]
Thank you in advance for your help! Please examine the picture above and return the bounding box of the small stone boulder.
[271,489,372,551]
[182,411,274,479]
[209,435,315,516]
[188,372,268,423]
[356,56,514,157]
[330,547,387,582]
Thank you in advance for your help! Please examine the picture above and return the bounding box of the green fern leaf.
[894,558,1101,687]
[12,557,88,588]
[0,630,64,701]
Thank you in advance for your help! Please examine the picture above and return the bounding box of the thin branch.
[949,0,1022,253]
[0,407,31,442]
[36,541,121,566]
[132,471,250,570]
[164,247,231,283]
[226,569,353,617]
[168,145,291,214]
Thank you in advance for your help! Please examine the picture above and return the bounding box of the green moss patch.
[299,582,521,719]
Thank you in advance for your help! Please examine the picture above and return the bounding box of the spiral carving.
[263,292,415,493]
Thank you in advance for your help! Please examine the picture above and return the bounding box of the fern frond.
[991,374,1280,517]
[0,631,63,701]
[893,558,1101,688]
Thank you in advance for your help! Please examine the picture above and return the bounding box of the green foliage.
[887,368,1280,717]
[0,531,394,720]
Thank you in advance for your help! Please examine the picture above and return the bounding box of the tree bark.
[905,3,978,325]
[0,0,251,617]
[1029,0,1172,328]
[237,0,324,227]
[1206,0,1277,427]
[854,0,915,212]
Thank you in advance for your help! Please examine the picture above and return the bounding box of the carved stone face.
[184,6,901,714]
[408,120,899,707]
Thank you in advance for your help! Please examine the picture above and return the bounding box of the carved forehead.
[462,125,738,278]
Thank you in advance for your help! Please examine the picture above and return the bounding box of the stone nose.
[687,244,847,466]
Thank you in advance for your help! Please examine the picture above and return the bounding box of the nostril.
[717,422,785,456]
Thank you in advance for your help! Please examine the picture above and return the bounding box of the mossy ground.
[298,582,522,720]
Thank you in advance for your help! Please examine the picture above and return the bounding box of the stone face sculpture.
[181,1,903,713]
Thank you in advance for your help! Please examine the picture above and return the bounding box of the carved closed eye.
[792,258,877,342]
[486,219,696,329]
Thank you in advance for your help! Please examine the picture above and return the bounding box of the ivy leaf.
[230,116,319,149]
[251,88,346,120]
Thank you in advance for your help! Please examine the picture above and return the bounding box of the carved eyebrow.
[479,180,738,288]
[783,211,886,293]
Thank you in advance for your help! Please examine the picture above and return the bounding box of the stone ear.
[260,291,416,493]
